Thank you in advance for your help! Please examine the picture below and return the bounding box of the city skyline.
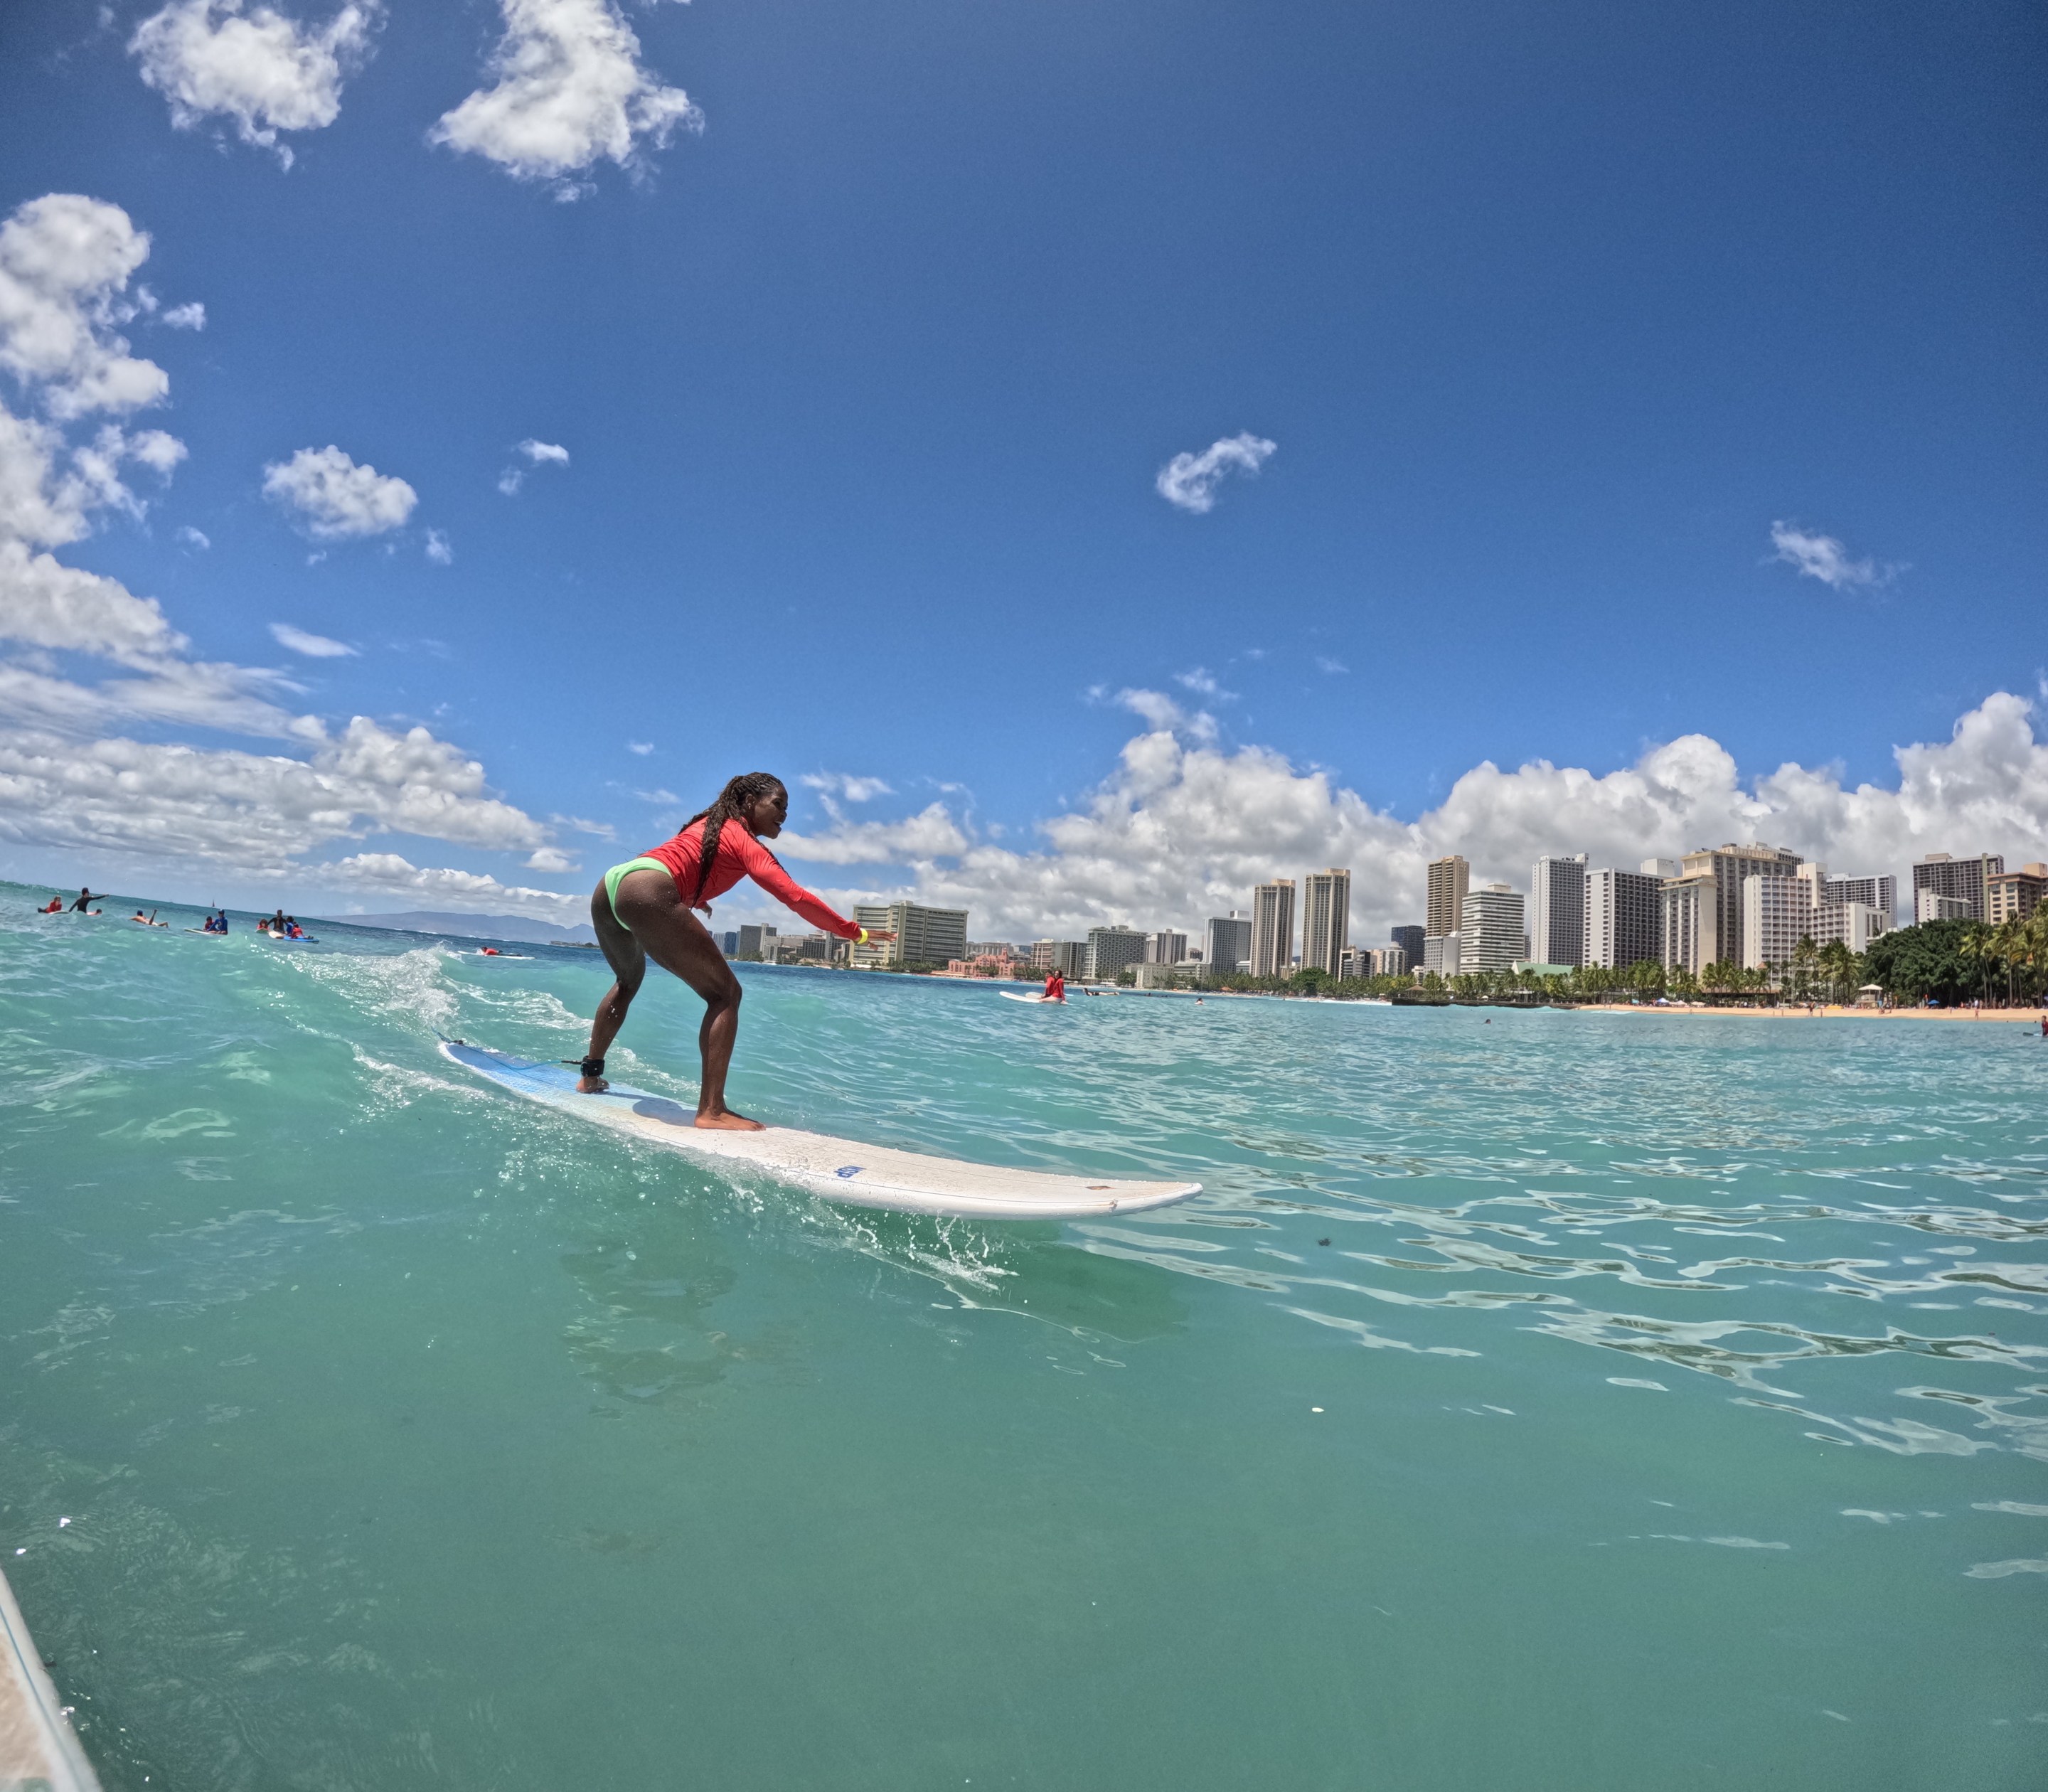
[994,838,2031,986]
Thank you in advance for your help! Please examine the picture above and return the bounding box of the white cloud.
[175,524,210,549]
[523,845,580,873]
[316,717,546,847]
[626,740,654,755]
[1111,686,1217,744]
[0,407,86,548]
[1316,656,1348,675]
[0,538,186,663]
[635,786,681,806]
[262,444,417,538]
[801,771,892,803]
[425,527,452,564]
[767,693,2048,944]
[1155,432,1276,515]
[430,0,703,186]
[0,409,188,549]
[0,197,192,555]
[1173,667,1230,698]
[0,546,316,741]
[778,802,971,867]
[161,301,206,330]
[0,548,553,871]
[310,853,583,923]
[129,0,383,167]
[0,713,548,867]
[1770,520,1893,591]
[0,654,314,742]
[270,620,355,658]
[499,437,570,494]
[0,194,171,420]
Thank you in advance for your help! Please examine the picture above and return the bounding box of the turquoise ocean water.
[3,887,2044,1790]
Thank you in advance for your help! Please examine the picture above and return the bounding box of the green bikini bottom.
[602,856,671,927]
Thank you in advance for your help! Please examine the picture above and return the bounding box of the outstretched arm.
[733,831,864,939]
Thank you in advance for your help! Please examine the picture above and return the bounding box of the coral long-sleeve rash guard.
[646,818,861,939]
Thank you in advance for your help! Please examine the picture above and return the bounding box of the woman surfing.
[577,773,891,1129]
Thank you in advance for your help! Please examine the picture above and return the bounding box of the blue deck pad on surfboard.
[438,1040,1200,1220]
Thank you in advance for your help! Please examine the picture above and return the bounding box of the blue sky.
[0,0,2042,938]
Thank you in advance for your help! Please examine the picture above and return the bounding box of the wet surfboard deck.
[439,1040,1200,1219]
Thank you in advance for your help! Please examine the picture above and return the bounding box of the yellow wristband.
[856,927,869,945]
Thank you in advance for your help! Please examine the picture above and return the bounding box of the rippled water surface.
[4,894,2045,1790]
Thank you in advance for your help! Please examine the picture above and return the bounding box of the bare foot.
[577,1075,609,1094]
[695,1108,765,1131]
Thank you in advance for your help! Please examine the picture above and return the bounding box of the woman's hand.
[860,930,897,944]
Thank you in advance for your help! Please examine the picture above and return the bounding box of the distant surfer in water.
[69,888,105,914]
[577,772,893,1130]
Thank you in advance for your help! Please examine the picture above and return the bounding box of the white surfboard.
[999,991,1065,1004]
[438,1040,1198,1220]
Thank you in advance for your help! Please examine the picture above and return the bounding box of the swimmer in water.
[577,773,895,1129]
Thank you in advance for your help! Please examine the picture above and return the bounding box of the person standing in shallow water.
[577,772,893,1131]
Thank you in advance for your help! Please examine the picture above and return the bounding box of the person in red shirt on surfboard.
[577,772,893,1129]
[1043,969,1065,1002]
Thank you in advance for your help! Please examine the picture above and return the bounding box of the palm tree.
[1957,922,2000,1007]
[2020,905,2048,1004]
[1816,939,1855,1006]
[1787,936,1820,1004]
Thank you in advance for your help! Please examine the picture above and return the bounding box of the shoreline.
[1582,1002,2046,1024]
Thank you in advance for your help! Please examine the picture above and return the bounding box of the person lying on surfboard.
[576,772,893,1130]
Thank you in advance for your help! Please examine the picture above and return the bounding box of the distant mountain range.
[316,910,599,946]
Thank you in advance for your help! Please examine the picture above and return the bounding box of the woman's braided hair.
[688,772,786,907]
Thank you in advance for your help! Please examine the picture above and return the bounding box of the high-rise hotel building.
[1426,855,1470,939]
[1661,873,1721,976]
[1584,868,1664,969]
[1085,926,1148,981]
[1911,853,2003,924]
[1458,884,1527,974]
[1823,873,1897,922]
[1529,855,1588,967]
[1424,854,1469,974]
[1987,864,2048,927]
[1299,869,1352,976]
[1678,843,1803,969]
[1742,864,1892,971]
[1204,912,1252,981]
[1249,880,1296,978]
[853,902,969,969]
